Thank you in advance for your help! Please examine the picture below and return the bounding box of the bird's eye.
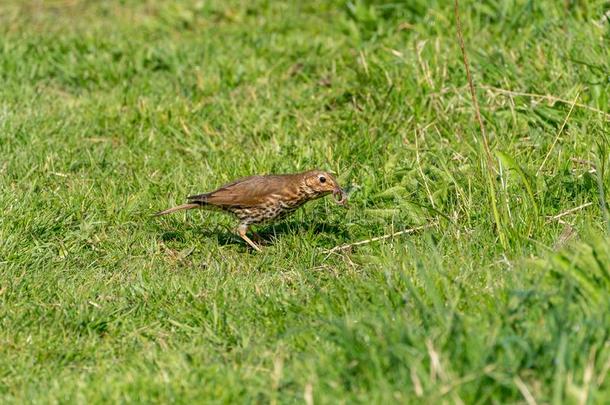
[319,176,326,183]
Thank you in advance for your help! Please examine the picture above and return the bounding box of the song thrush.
[155,170,348,251]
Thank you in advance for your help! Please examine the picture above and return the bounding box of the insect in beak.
[333,187,348,206]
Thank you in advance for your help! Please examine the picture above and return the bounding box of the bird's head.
[301,170,348,205]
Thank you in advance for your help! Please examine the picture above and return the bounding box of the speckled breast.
[226,189,315,225]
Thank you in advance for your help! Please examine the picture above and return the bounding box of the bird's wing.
[187,175,291,207]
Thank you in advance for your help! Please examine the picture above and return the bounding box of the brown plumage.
[155,170,347,251]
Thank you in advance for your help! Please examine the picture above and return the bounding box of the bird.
[155,169,348,251]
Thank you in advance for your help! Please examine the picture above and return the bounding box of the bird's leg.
[237,224,262,252]
[250,230,268,245]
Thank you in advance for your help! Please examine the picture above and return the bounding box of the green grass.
[1,0,609,402]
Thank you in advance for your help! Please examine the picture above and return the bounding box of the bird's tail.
[153,203,200,216]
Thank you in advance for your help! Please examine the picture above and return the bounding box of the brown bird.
[155,169,348,251]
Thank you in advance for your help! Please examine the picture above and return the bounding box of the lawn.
[1,0,609,403]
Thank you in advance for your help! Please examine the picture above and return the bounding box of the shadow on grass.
[157,221,349,250]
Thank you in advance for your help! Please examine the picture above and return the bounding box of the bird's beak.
[332,187,348,206]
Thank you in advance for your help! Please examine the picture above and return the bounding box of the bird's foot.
[237,225,262,252]
[251,231,272,245]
